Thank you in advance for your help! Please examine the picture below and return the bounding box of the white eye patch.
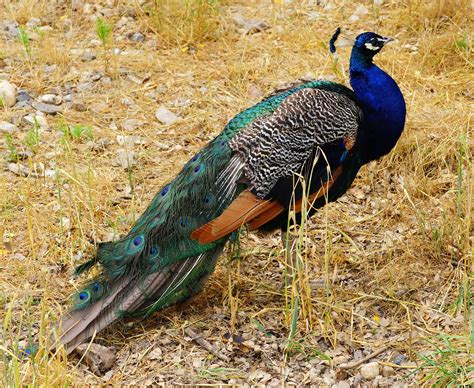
[364,42,380,51]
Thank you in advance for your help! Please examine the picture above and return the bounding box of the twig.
[338,345,390,369]
[184,326,229,362]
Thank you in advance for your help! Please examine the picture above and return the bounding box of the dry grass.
[0,0,473,385]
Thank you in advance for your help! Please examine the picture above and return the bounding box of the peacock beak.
[381,37,394,45]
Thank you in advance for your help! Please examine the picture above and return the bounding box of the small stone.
[71,0,83,12]
[31,101,63,114]
[0,121,18,133]
[81,50,97,61]
[155,106,180,125]
[348,14,359,23]
[121,97,135,106]
[26,17,41,28]
[393,354,406,365]
[75,343,115,374]
[122,118,145,131]
[23,114,49,129]
[80,70,103,83]
[116,149,136,168]
[382,365,395,377]
[148,347,162,360]
[360,362,380,380]
[15,91,31,104]
[233,14,269,34]
[353,5,369,16]
[0,80,17,107]
[248,84,262,99]
[40,94,62,105]
[71,100,87,112]
[38,26,53,33]
[337,381,351,388]
[42,64,58,73]
[128,31,145,42]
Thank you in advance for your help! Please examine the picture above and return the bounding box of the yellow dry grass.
[0,0,472,385]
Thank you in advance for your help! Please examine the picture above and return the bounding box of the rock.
[393,354,406,365]
[148,347,162,360]
[4,22,19,38]
[16,89,33,108]
[71,100,87,112]
[116,149,136,168]
[31,101,63,114]
[122,118,145,131]
[382,365,395,377]
[121,97,135,107]
[337,381,351,388]
[38,26,53,33]
[0,121,18,133]
[248,84,262,99]
[360,362,380,380]
[128,31,145,42]
[353,5,369,16]
[40,94,62,105]
[80,70,103,83]
[75,343,115,374]
[23,114,48,129]
[71,0,83,12]
[155,106,180,125]
[42,64,58,73]
[26,18,41,28]
[233,14,269,34]
[81,50,97,61]
[0,80,17,107]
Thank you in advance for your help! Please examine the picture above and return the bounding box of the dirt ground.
[0,0,472,386]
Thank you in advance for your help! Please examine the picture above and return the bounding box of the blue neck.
[349,47,406,163]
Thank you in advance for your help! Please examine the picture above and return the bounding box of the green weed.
[18,26,31,58]
[4,133,18,162]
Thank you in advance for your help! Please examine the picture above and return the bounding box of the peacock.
[57,30,406,353]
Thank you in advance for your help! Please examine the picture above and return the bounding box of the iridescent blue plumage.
[57,30,406,354]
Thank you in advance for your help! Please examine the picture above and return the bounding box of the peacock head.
[353,32,394,58]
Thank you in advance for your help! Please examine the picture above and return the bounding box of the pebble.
[71,100,87,111]
[80,70,103,83]
[122,118,145,131]
[0,80,17,107]
[116,149,137,168]
[382,365,395,377]
[155,106,180,125]
[26,17,41,28]
[31,101,63,114]
[40,94,62,105]
[0,121,18,133]
[128,31,145,42]
[81,50,97,61]
[42,64,58,73]
[23,114,49,129]
[121,97,135,107]
[75,343,115,374]
[233,14,269,34]
[360,362,380,380]
[337,381,351,388]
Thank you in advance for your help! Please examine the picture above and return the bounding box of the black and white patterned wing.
[229,88,362,198]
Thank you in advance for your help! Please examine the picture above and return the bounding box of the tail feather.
[56,247,224,354]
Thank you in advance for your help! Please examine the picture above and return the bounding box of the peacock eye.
[133,236,143,246]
